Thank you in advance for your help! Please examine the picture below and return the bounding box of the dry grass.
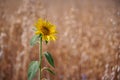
[0,0,120,80]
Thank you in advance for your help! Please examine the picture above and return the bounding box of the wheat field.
[0,0,120,80]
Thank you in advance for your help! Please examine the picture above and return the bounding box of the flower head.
[34,18,57,41]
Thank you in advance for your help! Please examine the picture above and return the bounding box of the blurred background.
[0,0,120,80]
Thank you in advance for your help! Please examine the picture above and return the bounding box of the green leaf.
[44,52,55,68]
[43,67,55,75]
[28,61,39,80]
[30,35,40,46]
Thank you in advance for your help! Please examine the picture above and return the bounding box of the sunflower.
[34,18,57,41]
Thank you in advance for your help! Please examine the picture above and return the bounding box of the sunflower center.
[41,26,50,35]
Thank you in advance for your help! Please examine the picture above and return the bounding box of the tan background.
[0,0,120,80]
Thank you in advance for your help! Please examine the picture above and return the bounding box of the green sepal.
[32,27,37,31]
[45,40,48,44]
[28,61,39,80]
[44,52,55,68]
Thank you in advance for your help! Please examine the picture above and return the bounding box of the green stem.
[39,36,42,80]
